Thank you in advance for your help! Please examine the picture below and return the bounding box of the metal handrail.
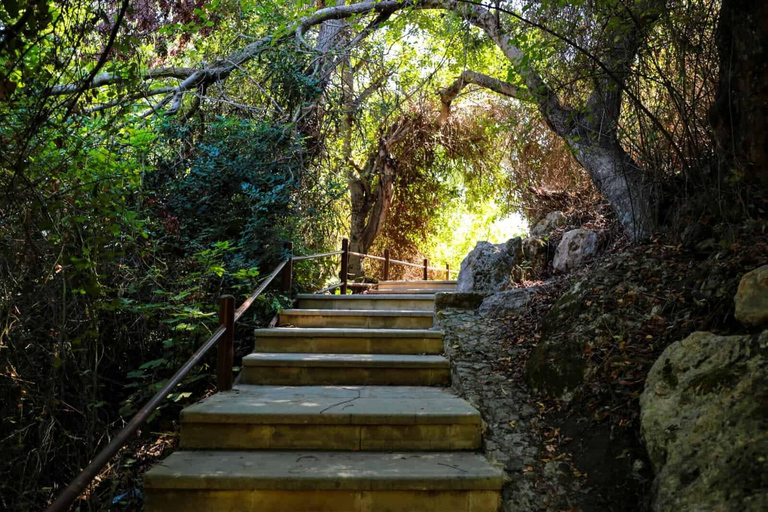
[235,260,288,321]
[46,257,290,512]
[291,248,459,276]
[348,251,386,262]
[292,250,344,261]
[348,250,459,274]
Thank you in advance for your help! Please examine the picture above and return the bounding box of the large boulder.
[531,211,567,236]
[553,228,599,272]
[478,288,534,318]
[457,238,523,292]
[640,330,768,511]
[735,265,768,327]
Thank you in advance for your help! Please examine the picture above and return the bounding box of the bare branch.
[438,69,527,125]
[47,67,197,95]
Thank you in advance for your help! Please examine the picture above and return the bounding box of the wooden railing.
[46,239,455,511]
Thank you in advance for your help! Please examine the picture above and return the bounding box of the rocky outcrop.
[478,288,534,318]
[457,238,523,292]
[640,330,768,512]
[531,211,567,236]
[522,236,549,279]
[553,228,599,272]
[735,265,768,327]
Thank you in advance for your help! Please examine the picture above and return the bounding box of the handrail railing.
[292,250,344,261]
[292,238,458,294]
[46,255,291,512]
[48,238,456,510]
[347,250,458,275]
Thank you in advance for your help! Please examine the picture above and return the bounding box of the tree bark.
[710,0,768,184]
[347,141,396,280]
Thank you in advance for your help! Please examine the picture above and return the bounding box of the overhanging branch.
[438,69,527,124]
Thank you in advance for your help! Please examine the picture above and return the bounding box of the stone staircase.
[144,279,503,511]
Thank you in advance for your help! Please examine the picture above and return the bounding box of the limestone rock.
[531,211,567,236]
[640,330,768,512]
[478,288,534,318]
[457,238,523,293]
[435,292,486,311]
[522,236,550,279]
[553,228,599,273]
[734,265,768,327]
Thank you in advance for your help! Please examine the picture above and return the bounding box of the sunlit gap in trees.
[430,203,528,270]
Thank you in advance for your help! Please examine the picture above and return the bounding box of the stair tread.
[280,309,434,317]
[144,451,503,491]
[243,353,449,368]
[379,280,457,285]
[368,289,452,294]
[181,385,480,425]
[297,294,435,300]
[254,327,443,338]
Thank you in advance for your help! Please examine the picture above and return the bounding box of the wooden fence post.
[446,263,450,280]
[281,241,293,292]
[217,295,235,392]
[423,258,429,281]
[383,248,390,281]
[341,238,349,295]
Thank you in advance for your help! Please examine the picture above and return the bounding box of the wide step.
[368,289,451,294]
[279,309,433,329]
[254,328,444,354]
[378,280,457,291]
[180,385,481,450]
[144,451,503,512]
[297,294,435,311]
[242,353,450,386]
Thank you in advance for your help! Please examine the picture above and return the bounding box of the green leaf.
[139,358,168,370]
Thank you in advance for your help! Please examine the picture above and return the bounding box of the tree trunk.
[347,142,395,280]
[710,0,768,184]
[348,178,371,281]
[568,140,654,239]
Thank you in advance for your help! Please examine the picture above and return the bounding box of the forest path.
[143,280,504,511]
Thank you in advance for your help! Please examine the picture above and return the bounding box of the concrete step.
[297,294,435,311]
[278,309,433,329]
[378,280,457,291]
[368,289,451,295]
[241,353,450,386]
[180,385,481,451]
[144,451,503,512]
[254,328,444,354]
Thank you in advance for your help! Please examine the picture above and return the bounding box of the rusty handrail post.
[423,258,429,280]
[446,263,450,280]
[217,295,235,392]
[383,248,390,281]
[340,238,349,295]
[281,241,293,292]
